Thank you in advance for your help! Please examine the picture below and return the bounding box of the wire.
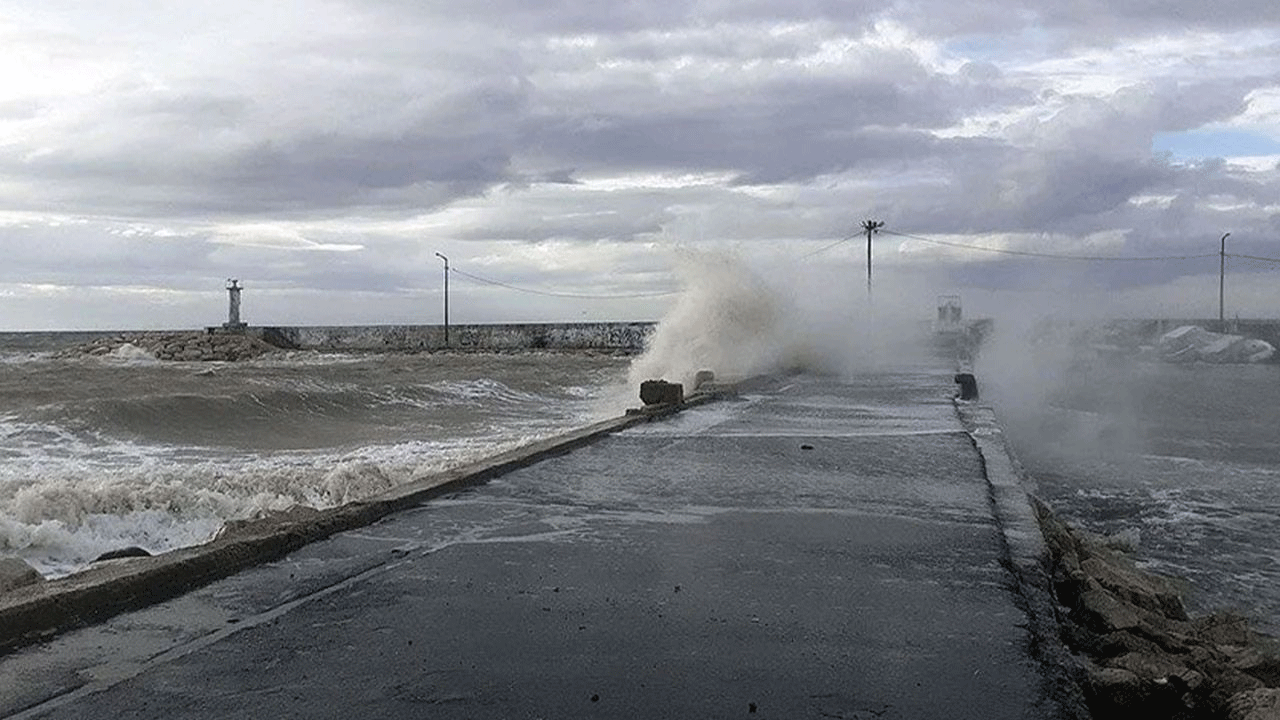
[881,229,1220,262]
[1229,253,1280,264]
[450,266,678,299]
[800,234,859,259]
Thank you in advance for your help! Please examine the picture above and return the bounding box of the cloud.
[0,0,1278,328]
[210,224,364,252]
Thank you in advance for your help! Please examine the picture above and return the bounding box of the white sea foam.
[105,342,157,363]
[0,430,569,576]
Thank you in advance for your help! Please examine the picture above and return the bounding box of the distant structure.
[935,295,963,332]
[224,279,247,331]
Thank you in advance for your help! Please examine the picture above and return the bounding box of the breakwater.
[250,322,655,353]
[1102,319,1280,351]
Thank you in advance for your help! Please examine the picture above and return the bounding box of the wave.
[0,352,630,577]
[0,431,571,577]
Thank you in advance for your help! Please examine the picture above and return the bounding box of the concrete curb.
[0,385,737,656]
[953,398,1092,720]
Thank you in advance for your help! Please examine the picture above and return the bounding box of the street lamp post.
[1219,232,1230,330]
[435,252,449,348]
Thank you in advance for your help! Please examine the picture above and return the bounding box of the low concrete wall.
[252,322,656,352]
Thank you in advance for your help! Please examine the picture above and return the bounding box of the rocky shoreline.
[54,331,278,362]
[1036,499,1280,719]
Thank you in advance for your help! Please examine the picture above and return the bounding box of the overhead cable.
[800,234,858,259]
[449,266,677,299]
[880,229,1220,262]
[1229,253,1280,265]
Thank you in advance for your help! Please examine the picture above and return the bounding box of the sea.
[0,334,634,577]
[982,345,1280,637]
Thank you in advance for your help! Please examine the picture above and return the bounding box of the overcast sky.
[1,0,1278,330]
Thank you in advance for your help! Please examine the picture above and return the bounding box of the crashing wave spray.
[628,249,928,391]
[628,251,792,390]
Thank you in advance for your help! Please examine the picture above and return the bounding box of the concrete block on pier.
[639,379,684,406]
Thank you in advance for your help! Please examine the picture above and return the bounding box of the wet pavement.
[1,362,1077,719]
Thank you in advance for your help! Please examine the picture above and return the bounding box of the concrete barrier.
[953,385,1091,718]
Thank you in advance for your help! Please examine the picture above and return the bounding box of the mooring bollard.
[693,369,715,390]
[954,372,979,401]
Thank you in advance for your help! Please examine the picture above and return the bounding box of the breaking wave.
[628,249,932,390]
[0,351,630,577]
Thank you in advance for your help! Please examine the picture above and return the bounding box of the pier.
[0,346,1086,719]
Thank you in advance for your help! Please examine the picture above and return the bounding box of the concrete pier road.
[1,365,1074,719]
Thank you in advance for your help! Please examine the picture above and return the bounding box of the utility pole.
[1219,232,1230,330]
[435,252,450,348]
[862,220,884,299]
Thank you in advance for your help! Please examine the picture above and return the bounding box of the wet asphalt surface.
[1,365,1054,719]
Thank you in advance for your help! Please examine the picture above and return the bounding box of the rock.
[1197,613,1254,647]
[1077,586,1142,633]
[0,557,44,593]
[1228,688,1280,720]
[93,546,152,562]
[1087,666,1152,713]
[1093,630,1165,659]
[1080,554,1188,621]
[1106,651,1202,692]
[1222,646,1280,686]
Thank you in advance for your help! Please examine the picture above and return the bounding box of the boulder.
[1077,586,1142,633]
[1224,646,1280,687]
[0,557,43,594]
[1228,688,1280,720]
[1197,613,1255,647]
[93,546,152,563]
[1080,554,1188,621]
[1106,651,1202,692]
[1087,667,1153,714]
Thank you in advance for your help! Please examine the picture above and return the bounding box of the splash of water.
[628,249,931,390]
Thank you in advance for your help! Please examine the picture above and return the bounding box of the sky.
[1,0,1278,330]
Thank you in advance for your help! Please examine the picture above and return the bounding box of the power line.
[800,234,858,259]
[449,266,678,299]
[880,229,1220,262]
[1229,253,1280,264]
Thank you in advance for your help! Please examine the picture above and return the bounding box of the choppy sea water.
[0,336,631,577]
[989,358,1280,636]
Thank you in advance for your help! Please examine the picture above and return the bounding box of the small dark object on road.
[749,702,758,713]
[800,444,814,450]
[954,373,979,401]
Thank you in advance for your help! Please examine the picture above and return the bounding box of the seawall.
[250,321,656,353]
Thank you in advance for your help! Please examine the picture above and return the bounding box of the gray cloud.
[0,0,1278,327]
